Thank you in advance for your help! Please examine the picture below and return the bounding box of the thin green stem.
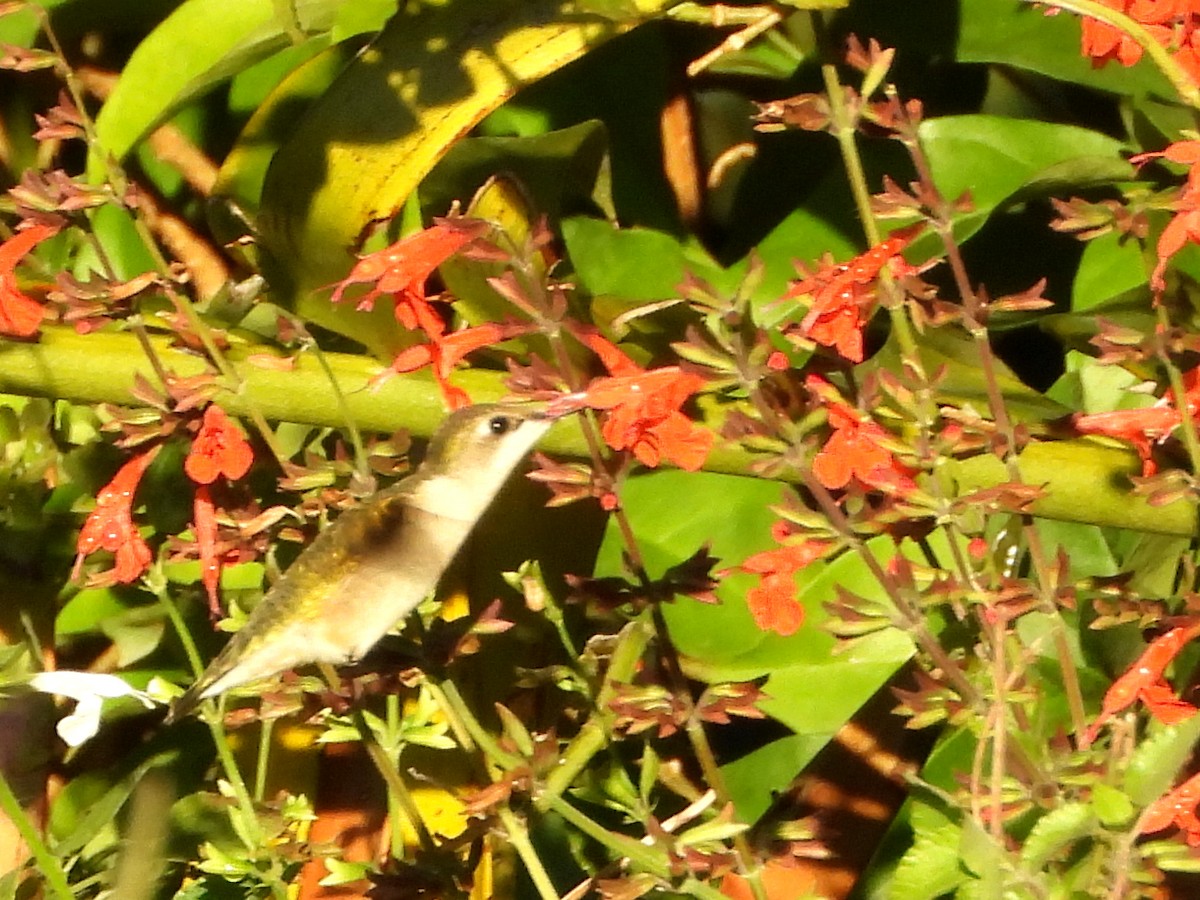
[156,582,264,847]
[385,693,405,859]
[649,606,765,900]
[254,719,273,803]
[426,679,562,899]
[496,806,561,900]
[314,663,436,852]
[542,795,729,900]
[0,771,73,900]
[540,613,654,804]
[289,314,371,481]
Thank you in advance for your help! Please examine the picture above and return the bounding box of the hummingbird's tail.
[165,678,209,724]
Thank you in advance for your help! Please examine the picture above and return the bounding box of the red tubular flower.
[380,321,535,410]
[559,329,714,471]
[1142,770,1200,847]
[739,540,834,636]
[1080,0,1145,69]
[73,447,159,584]
[193,485,222,616]
[1084,622,1200,745]
[785,231,916,363]
[1073,405,1182,476]
[0,224,58,338]
[184,405,253,485]
[1127,140,1200,295]
[184,405,253,616]
[1072,365,1200,476]
[328,220,487,340]
[812,402,917,494]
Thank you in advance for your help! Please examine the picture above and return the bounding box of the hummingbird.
[168,402,564,722]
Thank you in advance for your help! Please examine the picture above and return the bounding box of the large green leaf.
[864,325,1071,424]
[90,0,346,173]
[255,0,678,354]
[911,115,1132,256]
[593,470,915,790]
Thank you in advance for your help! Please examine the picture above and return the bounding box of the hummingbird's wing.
[167,479,476,721]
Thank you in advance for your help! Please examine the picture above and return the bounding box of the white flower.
[27,671,158,747]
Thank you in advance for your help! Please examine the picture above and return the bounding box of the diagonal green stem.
[0,771,73,900]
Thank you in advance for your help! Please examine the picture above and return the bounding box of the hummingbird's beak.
[541,392,590,419]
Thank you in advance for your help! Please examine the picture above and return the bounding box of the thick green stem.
[1,327,1194,534]
[540,613,655,804]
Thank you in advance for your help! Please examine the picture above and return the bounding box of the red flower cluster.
[785,230,916,363]
[806,376,917,494]
[0,224,57,338]
[1126,140,1200,294]
[739,539,834,636]
[380,321,533,410]
[329,220,485,338]
[562,329,714,471]
[73,448,159,585]
[1084,621,1200,745]
[1080,0,1200,85]
[329,220,516,410]
[185,405,254,614]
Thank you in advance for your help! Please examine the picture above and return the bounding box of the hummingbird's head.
[411,403,565,519]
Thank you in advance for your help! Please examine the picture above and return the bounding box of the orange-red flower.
[1130,140,1200,292]
[811,401,916,494]
[1072,365,1200,475]
[1079,0,1200,78]
[739,540,834,636]
[185,405,253,485]
[1073,405,1182,475]
[1141,769,1200,847]
[1084,621,1200,745]
[785,231,915,363]
[560,331,714,471]
[184,405,252,614]
[0,223,57,338]
[380,321,534,410]
[192,485,222,616]
[73,447,159,585]
[1080,0,1146,69]
[328,220,486,340]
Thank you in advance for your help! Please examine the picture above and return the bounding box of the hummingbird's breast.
[318,500,477,660]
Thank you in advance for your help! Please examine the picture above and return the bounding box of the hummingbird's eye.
[488,415,515,435]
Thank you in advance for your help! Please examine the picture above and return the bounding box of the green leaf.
[593,470,785,673]
[213,37,365,244]
[91,0,342,173]
[425,123,613,228]
[721,733,833,824]
[256,0,677,353]
[1072,231,1149,312]
[866,326,1070,424]
[1125,715,1200,806]
[914,115,1131,252]
[594,471,913,773]
[1090,783,1135,828]
[1019,802,1096,872]
[564,218,690,302]
[958,816,1003,883]
[888,822,965,900]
